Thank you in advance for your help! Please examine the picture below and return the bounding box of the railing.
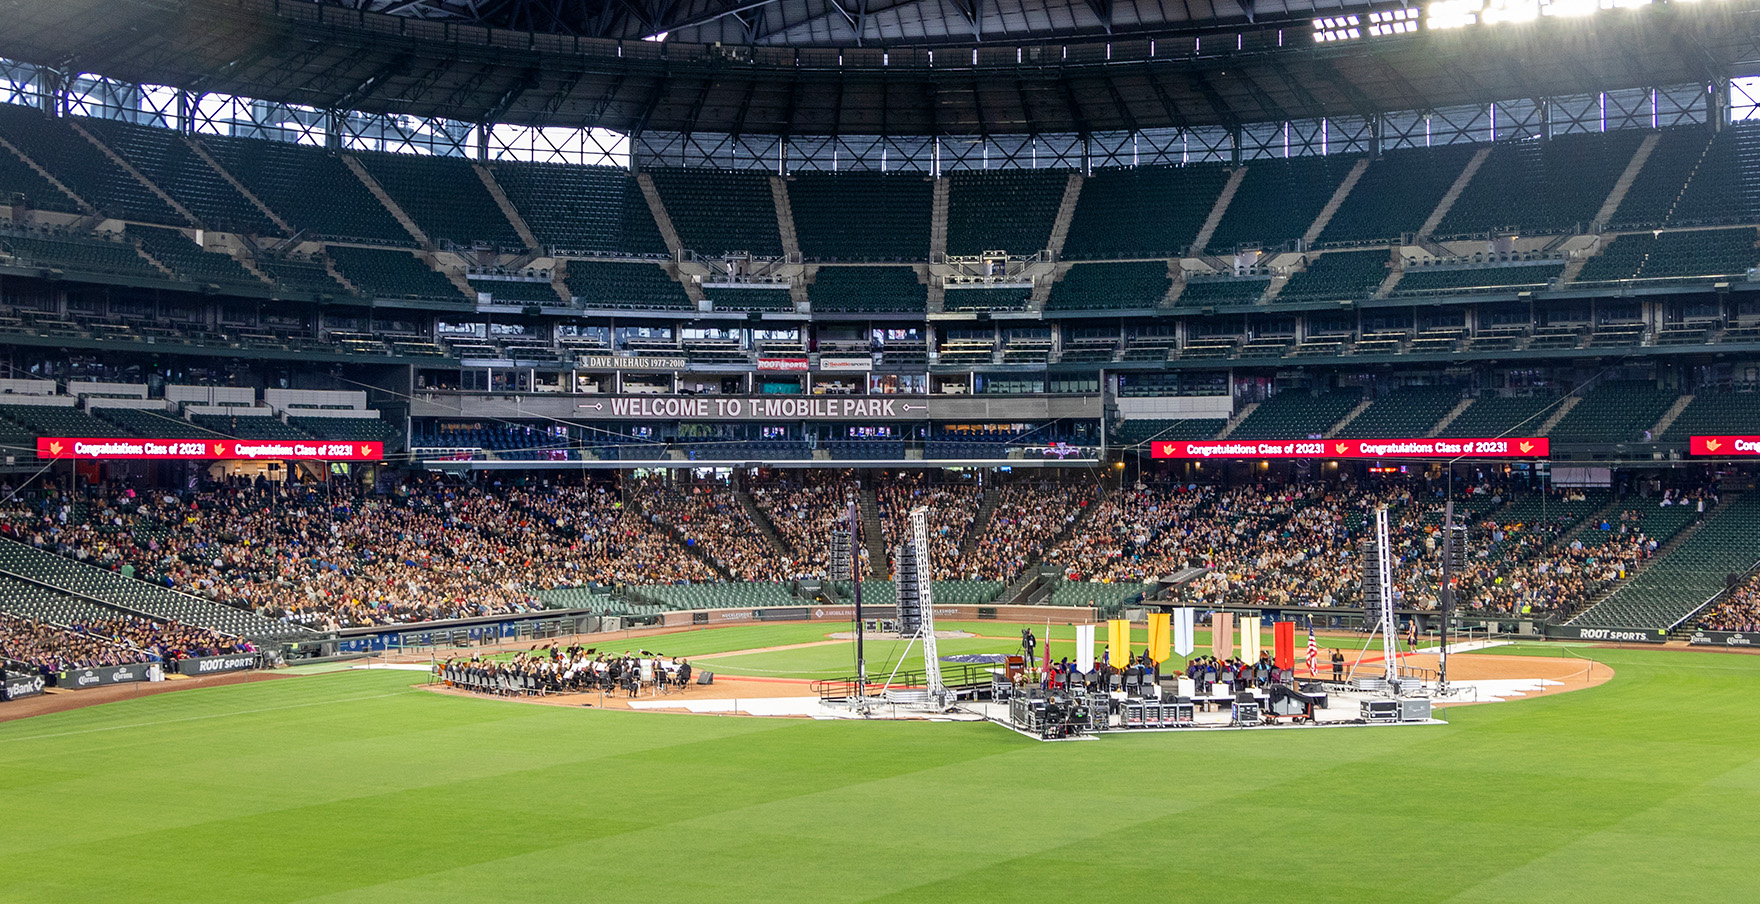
[812,663,997,703]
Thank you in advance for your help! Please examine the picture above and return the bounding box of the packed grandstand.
[1,0,1760,687]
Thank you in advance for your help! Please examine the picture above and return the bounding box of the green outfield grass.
[4,638,1756,903]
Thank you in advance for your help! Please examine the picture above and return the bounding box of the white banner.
[1173,607,1195,657]
[1240,616,1262,661]
[1075,624,1095,672]
[819,356,874,371]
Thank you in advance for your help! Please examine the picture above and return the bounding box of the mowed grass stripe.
[2,640,1757,902]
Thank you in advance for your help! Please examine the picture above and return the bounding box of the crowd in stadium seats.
[0,611,154,672]
[748,471,856,574]
[644,479,798,582]
[0,610,250,674]
[877,476,979,574]
[1698,572,1760,632]
[951,482,1096,581]
[0,478,724,629]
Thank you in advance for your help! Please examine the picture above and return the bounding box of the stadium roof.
[1,0,1758,137]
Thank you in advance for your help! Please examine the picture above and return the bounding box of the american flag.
[1305,626,1319,674]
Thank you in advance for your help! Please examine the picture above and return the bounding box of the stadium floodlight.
[1367,7,1421,35]
[1427,0,1485,29]
[1480,0,1541,24]
[1312,14,1363,41]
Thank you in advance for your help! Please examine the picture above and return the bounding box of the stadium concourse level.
[7,101,1760,342]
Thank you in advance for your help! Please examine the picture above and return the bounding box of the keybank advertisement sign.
[2,672,46,700]
[1152,437,1550,460]
[1690,436,1760,456]
[38,438,384,461]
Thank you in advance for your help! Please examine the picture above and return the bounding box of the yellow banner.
[1147,613,1171,663]
[1107,620,1130,668]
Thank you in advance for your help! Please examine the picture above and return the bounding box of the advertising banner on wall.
[38,438,384,461]
[1690,436,1760,456]
[1541,624,1666,643]
[174,653,260,677]
[1150,437,1550,460]
[54,662,152,688]
[2,672,46,701]
[757,357,810,372]
[1689,630,1759,647]
[818,356,874,371]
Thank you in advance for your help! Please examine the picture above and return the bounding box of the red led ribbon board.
[1150,438,1549,460]
[37,438,384,461]
[1690,436,1760,456]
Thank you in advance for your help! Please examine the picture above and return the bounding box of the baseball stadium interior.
[6,0,1760,897]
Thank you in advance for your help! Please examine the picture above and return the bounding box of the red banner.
[1150,437,1549,460]
[37,438,384,461]
[1690,436,1760,456]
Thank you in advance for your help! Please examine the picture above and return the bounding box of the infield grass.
[2,640,1755,903]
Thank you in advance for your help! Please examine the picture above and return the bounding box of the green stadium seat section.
[79,117,281,235]
[1319,145,1477,245]
[1177,277,1269,307]
[287,416,400,444]
[789,173,931,260]
[0,230,162,280]
[488,161,666,255]
[0,538,302,639]
[1062,163,1231,259]
[468,277,559,305]
[356,151,522,248]
[127,225,265,291]
[704,286,793,311]
[1391,262,1563,296]
[1660,390,1760,442]
[1545,381,1679,443]
[563,260,692,310]
[1205,154,1360,253]
[1607,127,1712,230]
[1435,130,1644,238]
[807,266,926,312]
[0,574,132,625]
[0,404,132,438]
[1228,389,1362,440]
[946,169,1068,257]
[199,134,411,245]
[1112,419,1225,445]
[1335,387,1461,438]
[189,414,314,439]
[1573,494,1760,628]
[0,123,84,214]
[943,287,1030,311]
[1046,261,1171,311]
[0,104,183,224]
[254,253,354,297]
[1051,579,1145,609]
[647,169,783,256]
[1669,122,1760,226]
[631,582,798,610]
[92,407,218,438]
[1444,395,1556,437]
[1276,250,1389,303]
[1578,229,1759,286]
[326,246,467,302]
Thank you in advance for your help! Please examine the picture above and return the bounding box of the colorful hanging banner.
[1147,613,1171,664]
[1107,620,1131,668]
[1174,607,1195,657]
[1211,613,1234,660]
[1074,623,1096,672]
[1273,621,1296,671]
[1240,616,1262,661]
